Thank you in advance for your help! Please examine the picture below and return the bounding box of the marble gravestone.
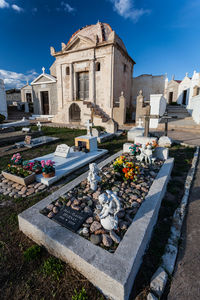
[54,144,70,158]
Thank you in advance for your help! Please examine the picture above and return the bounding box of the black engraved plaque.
[52,206,88,232]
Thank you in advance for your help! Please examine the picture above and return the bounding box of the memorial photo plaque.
[24,135,32,145]
[52,206,89,232]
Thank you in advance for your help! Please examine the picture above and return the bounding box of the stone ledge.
[18,152,174,300]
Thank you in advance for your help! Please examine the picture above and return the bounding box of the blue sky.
[0,0,200,89]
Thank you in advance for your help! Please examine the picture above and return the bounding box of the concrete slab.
[18,152,174,300]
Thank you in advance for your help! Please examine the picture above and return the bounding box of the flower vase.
[42,172,55,178]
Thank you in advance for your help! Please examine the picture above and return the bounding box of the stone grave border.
[147,146,199,300]
[18,151,174,300]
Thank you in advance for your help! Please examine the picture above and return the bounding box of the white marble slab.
[33,148,108,186]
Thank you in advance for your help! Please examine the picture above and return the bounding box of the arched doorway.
[69,103,81,122]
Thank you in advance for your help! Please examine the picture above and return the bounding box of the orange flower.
[122,168,128,173]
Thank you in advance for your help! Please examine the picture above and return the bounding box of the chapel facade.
[28,22,135,131]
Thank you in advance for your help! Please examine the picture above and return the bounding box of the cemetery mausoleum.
[29,22,135,130]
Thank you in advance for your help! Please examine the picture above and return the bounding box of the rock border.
[18,151,174,300]
[148,146,199,300]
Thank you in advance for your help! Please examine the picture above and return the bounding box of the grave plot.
[18,150,174,300]
[40,153,164,252]
[15,136,59,149]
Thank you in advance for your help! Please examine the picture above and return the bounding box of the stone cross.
[37,121,42,132]
[85,120,93,136]
[144,106,151,137]
[137,118,144,128]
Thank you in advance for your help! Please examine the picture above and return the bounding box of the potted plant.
[41,160,55,178]
[2,164,35,186]
[10,153,23,166]
[32,160,42,174]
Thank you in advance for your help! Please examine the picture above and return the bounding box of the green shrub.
[23,245,42,262]
[42,257,64,280]
[0,113,5,124]
[72,288,88,300]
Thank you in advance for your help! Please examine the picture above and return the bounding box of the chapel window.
[66,66,70,75]
[123,64,127,72]
[96,62,101,72]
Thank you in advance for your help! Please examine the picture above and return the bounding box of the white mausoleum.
[0,79,7,119]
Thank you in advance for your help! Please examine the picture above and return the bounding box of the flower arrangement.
[41,160,55,177]
[113,156,140,181]
[113,156,127,173]
[23,160,34,171]
[10,153,23,165]
[32,160,42,174]
[129,143,141,156]
[7,164,32,178]
[146,141,158,150]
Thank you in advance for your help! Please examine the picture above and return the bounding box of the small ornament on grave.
[98,190,121,231]
[37,121,42,132]
[87,163,101,191]
[24,135,32,145]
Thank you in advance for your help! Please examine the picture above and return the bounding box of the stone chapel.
[29,22,135,131]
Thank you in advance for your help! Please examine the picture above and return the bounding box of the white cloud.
[0,0,9,9]
[61,2,75,13]
[110,0,151,22]
[11,4,24,12]
[0,69,37,89]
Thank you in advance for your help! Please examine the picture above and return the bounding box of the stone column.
[70,63,74,101]
[90,59,95,103]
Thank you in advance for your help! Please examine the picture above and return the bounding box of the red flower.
[122,168,128,173]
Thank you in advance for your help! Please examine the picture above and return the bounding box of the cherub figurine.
[98,190,121,231]
[87,163,101,191]
[145,144,153,164]
[136,144,146,162]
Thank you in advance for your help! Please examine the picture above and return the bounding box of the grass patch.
[41,257,64,281]
[23,245,42,262]
[72,287,88,300]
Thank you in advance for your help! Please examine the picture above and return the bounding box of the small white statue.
[37,121,42,132]
[136,144,146,162]
[145,144,153,164]
[98,190,121,231]
[87,163,101,191]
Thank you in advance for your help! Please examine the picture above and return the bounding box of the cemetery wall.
[132,74,166,105]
